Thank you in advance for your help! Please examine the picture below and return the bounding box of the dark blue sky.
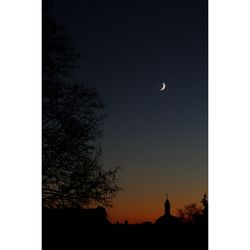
[51,0,208,223]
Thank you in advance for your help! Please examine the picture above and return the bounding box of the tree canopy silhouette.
[177,194,208,224]
[42,1,120,209]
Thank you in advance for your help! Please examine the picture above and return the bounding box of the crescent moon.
[160,82,166,91]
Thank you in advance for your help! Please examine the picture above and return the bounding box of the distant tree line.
[177,194,208,224]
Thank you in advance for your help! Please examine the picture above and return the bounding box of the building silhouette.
[155,195,179,224]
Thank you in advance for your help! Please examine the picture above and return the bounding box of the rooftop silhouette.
[155,195,180,224]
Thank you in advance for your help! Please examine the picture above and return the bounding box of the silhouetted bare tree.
[177,194,208,224]
[42,1,120,208]
[177,203,203,224]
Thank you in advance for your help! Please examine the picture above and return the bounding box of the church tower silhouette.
[155,194,179,224]
[164,194,170,217]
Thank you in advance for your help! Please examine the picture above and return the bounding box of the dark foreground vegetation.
[43,208,207,250]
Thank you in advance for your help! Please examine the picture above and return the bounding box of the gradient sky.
[51,0,208,223]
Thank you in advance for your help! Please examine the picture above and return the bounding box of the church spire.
[164,194,170,217]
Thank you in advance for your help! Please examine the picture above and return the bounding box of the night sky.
[51,0,208,223]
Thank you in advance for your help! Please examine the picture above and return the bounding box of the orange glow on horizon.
[107,191,207,224]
